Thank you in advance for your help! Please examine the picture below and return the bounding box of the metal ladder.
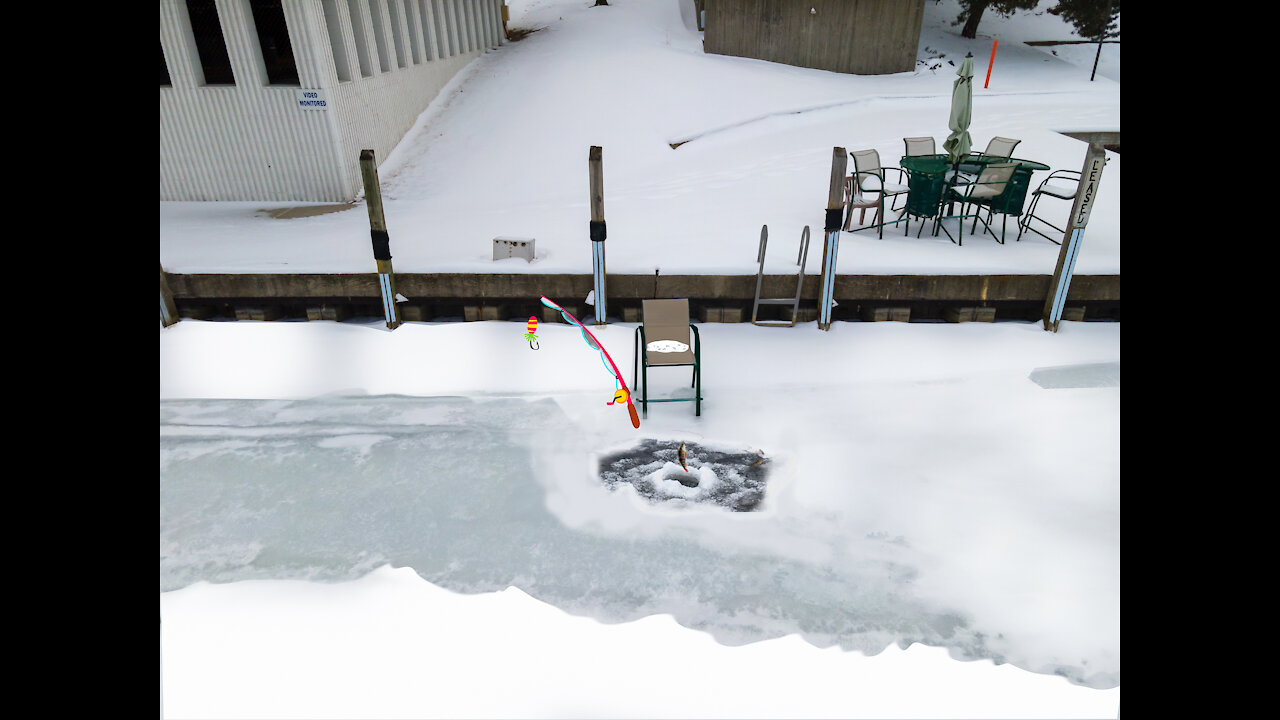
[751,224,810,327]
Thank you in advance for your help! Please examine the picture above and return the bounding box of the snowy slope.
[159,0,1119,276]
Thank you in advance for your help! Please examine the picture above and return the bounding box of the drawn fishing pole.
[539,295,640,429]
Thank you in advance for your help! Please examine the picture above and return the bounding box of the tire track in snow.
[667,89,1099,149]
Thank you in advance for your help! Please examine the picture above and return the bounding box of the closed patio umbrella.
[943,53,975,166]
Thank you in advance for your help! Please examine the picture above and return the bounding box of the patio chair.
[842,174,881,231]
[633,299,701,417]
[957,136,1022,180]
[939,162,1018,246]
[979,136,1021,159]
[904,137,936,156]
[848,149,910,238]
[1016,169,1081,245]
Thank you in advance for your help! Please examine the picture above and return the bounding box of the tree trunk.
[961,1,989,38]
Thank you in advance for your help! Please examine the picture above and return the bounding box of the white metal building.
[160,0,505,202]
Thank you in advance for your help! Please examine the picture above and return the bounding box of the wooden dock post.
[160,262,179,327]
[589,146,607,326]
[818,147,847,331]
[1043,140,1107,332]
[359,149,401,330]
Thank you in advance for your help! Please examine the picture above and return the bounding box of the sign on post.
[1043,145,1107,331]
[1072,155,1105,227]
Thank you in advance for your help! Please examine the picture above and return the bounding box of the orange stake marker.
[985,39,998,88]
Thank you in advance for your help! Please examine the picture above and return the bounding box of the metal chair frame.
[847,149,910,238]
[1016,169,1081,245]
[936,162,1018,246]
[842,173,881,231]
[633,302,701,417]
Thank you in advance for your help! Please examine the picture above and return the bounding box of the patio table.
[897,155,950,237]
[900,154,1049,242]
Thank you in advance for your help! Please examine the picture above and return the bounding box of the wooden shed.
[699,0,926,76]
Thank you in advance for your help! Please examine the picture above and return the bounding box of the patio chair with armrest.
[1016,169,1081,245]
[939,161,1018,246]
[956,136,1022,181]
[843,173,880,231]
[848,149,910,238]
[633,299,701,417]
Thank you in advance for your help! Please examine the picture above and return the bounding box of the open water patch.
[597,438,770,512]
[1029,361,1120,389]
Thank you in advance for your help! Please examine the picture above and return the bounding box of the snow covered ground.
[158,0,1119,277]
[160,2,1119,717]
[160,317,1120,718]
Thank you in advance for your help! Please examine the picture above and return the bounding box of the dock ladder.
[751,224,810,327]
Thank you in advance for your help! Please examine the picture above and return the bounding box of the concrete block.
[178,305,214,320]
[493,237,535,262]
[1062,306,1086,322]
[622,306,641,323]
[463,305,506,322]
[973,306,996,322]
[400,305,430,322]
[862,307,909,322]
[306,305,350,321]
[943,307,975,323]
[719,307,744,323]
[781,306,818,323]
[542,305,579,323]
[235,306,281,321]
[699,306,722,323]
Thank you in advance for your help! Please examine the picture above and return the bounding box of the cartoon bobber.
[524,315,540,350]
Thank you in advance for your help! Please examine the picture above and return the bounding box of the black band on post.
[824,208,843,232]
[371,229,392,260]
[590,220,607,243]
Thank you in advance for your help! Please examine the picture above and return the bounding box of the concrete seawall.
[162,271,1119,324]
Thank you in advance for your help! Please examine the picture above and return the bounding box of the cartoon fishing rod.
[524,315,540,350]
[538,295,640,429]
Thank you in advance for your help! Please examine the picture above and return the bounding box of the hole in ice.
[596,439,770,512]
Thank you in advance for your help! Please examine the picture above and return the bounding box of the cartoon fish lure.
[524,316,539,350]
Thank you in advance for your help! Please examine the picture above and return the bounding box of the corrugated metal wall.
[703,0,925,76]
[160,0,505,202]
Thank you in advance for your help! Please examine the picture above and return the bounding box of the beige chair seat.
[1040,182,1078,199]
[858,176,910,195]
[1017,168,1081,245]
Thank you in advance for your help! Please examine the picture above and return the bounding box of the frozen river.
[161,385,1118,691]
